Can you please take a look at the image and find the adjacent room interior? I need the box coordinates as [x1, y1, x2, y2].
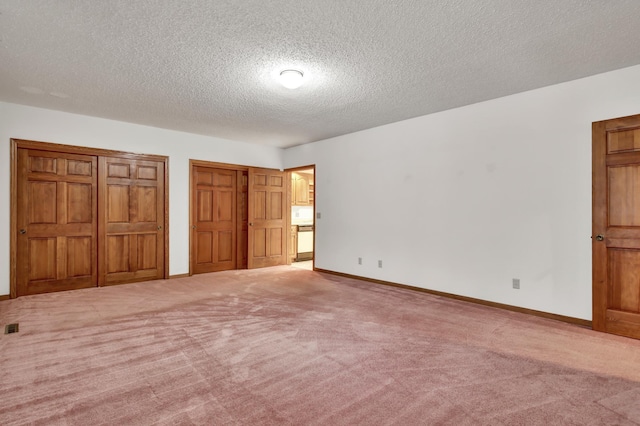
[2, 1, 640, 424]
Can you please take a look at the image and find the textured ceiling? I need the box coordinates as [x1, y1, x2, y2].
[1, 1, 640, 148]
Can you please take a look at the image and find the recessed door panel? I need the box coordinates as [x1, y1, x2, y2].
[137, 166, 157, 180]
[67, 237, 93, 277]
[270, 192, 283, 220]
[67, 160, 92, 176]
[253, 229, 266, 257]
[608, 128, 640, 153]
[29, 182, 57, 224]
[137, 234, 158, 270]
[217, 191, 234, 222]
[107, 185, 130, 223]
[253, 191, 267, 220]
[217, 231, 234, 262]
[198, 190, 213, 222]
[28, 238, 57, 281]
[108, 163, 130, 178]
[196, 232, 214, 264]
[29, 156, 57, 174]
[608, 165, 640, 226]
[269, 228, 283, 256]
[608, 249, 640, 312]
[67, 183, 93, 223]
[136, 186, 158, 223]
[107, 235, 130, 273]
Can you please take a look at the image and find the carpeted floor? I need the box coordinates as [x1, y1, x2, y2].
[1, 266, 640, 425]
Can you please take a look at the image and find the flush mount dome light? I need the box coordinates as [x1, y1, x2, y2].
[279, 69, 304, 89]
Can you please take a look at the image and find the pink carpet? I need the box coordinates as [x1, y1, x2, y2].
[1, 266, 640, 425]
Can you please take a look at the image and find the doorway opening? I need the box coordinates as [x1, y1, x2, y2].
[288, 166, 315, 271]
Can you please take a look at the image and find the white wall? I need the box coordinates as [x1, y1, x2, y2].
[0, 102, 283, 296]
[284, 65, 640, 320]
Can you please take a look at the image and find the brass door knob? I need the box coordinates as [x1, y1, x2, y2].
[595, 234, 604, 241]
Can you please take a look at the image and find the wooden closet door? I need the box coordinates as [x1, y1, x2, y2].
[191, 166, 237, 273]
[16, 149, 98, 296]
[247, 168, 287, 268]
[593, 114, 640, 339]
[237, 170, 249, 269]
[99, 157, 165, 286]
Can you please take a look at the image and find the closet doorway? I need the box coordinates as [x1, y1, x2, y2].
[10, 139, 168, 298]
[189, 160, 288, 274]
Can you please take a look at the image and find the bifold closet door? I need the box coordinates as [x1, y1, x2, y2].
[99, 157, 166, 286]
[16, 149, 98, 296]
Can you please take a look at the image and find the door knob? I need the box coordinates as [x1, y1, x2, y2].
[19, 229, 26, 235]
[157, 225, 162, 230]
[192, 225, 197, 229]
[595, 234, 604, 241]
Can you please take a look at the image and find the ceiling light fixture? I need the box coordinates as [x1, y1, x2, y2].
[279, 69, 304, 89]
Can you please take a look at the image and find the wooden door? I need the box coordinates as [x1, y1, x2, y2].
[248, 168, 287, 268]
[237, 170, 249, 269]
[16, 149, 98, 296]
[100, 157, 165, 286]
[593, 113, 640, 339]
[191, 166, 237, 273]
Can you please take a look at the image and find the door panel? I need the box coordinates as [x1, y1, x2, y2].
[100, 157, 165, 285]
[248, 168, 287, 268]
[253, 229, 267, 257]
[67, 237, 93, 277]
[28, 238, 57, 280]
[137, 234, 158, 270]
[270, 228, 283, 255]
[191, 166, 237, 273]
[593, 114, 640, 339]
[16, 149, 98, 296]
[68, 184, 93, 223]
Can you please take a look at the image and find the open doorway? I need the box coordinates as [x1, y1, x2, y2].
[288, 166, 315, 270]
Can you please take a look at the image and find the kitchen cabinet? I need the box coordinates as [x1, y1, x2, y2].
[291, 172, 313, 206]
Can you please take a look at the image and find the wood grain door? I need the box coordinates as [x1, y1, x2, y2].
[237, 170, 249, 269]
[16, 149, 98, 296]
[247, 168, 287, 268]
[191, 166, 237, 273]
[100, 157, 165, 286]
[593, 113, 640, 339]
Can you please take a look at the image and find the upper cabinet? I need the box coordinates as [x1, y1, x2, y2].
[291, 172, 314, 206]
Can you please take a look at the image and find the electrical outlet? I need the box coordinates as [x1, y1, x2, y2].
[358, 257, 362, 265]
[512, 278, 520, 289]
[316, 212, 321, 219]
[378, 260, 383, 268]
